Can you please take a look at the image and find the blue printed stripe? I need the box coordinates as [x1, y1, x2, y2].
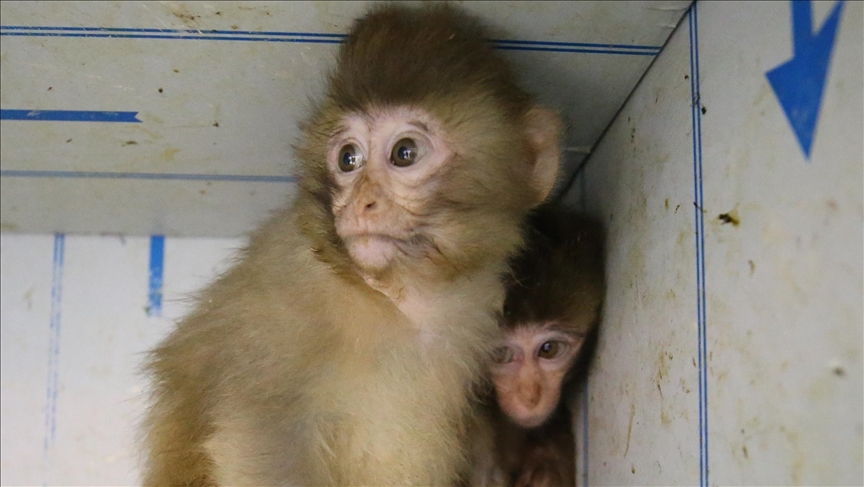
[0, 109, 140, 122]
[43, 233, 65, 466]
[147, 236, 165, 318]
[0, 25, 347, 37]
[0, 170, 296, 183]
[495, 45, 657, 55]
[493, 38, 659, 51]
[0, 32, 344, 44]
[688, 5, 709, 487]
[0, 25, 661, 55]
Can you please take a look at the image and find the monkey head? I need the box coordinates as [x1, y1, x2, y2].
[491, 323, 586, 428]
[491, 207, 605, 428]
[293, 5, 562, 285]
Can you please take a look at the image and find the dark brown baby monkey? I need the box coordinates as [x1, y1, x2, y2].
[140, 4, 564, 486]
[468, 205, 605, 487]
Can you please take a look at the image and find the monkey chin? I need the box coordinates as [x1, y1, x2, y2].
[345, 235, 400, 272]
[509, 411, 551, 430]
[500, 399, 558, 429]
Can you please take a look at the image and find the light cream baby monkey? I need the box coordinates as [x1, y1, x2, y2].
[140, 4, 563, 486]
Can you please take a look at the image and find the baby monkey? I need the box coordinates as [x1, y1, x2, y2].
[470, 205, 604, 487]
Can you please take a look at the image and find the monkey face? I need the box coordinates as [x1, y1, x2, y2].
[491, 324, 584, 428]
[328, 107, 454, 273]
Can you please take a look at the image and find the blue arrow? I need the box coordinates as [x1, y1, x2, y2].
[766, 0, 844, 159]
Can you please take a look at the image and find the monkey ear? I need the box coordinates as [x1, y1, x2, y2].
[524, 105, 563, 205]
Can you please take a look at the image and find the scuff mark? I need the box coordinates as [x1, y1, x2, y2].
[644, 3, 691, 11]
[624, 403, 635, 457]
[23, 286, 34, 310]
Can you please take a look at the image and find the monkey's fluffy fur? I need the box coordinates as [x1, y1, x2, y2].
[504, 206, 605, 331]
[141, 4, 559, 486]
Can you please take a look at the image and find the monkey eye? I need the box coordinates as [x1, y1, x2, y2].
[390, 138, 419, 167]
[338, 144, 364, 172]
[492, 346, 515, 364]
[537, 341, 564, 360]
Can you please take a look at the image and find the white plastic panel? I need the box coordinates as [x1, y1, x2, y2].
[565, 1, 863, 485]
[1, 233, 243, 484]
[0, 1, 691, 237]
[3, 1, 861, 486]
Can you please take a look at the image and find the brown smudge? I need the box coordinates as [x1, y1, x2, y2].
[718, 209, 740, 226]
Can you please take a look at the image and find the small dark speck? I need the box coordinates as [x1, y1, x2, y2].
[665, 198, 669, 210]
[213, 121, 220, 127]
[173, 68, 179, 73]
[748, 260, 756, 276]
[685, 74, 690, 79]
[123, 140, 138, 146]
[603, 462, 607, 466]
[215, 11, 221, 15]
[692, 357, 697, 367]
[742, 445, 749, 458]
[65, 138, 72, 143]
[718, 212, 740, 226]
[199, 189, 207, 195]
[47, 86, 53, 91]
[632, 466, 636, 474]
[741, 429, 746, 434]
[158, 88, 164, 93]
[701, 105, 707, 115]
[231, 24, 239, 30]
[675, 204, 681, 213]
[833, 366, 846, 378]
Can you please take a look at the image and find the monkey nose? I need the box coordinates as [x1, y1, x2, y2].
[519, 382, 542, 408]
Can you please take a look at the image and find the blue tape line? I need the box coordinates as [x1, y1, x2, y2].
[148, 236, 165, 318]
[688, 5, 709, 487]
[0, 109, 140, 122]
[0, 169, 297, 183]
[43, 233, 65, 466]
